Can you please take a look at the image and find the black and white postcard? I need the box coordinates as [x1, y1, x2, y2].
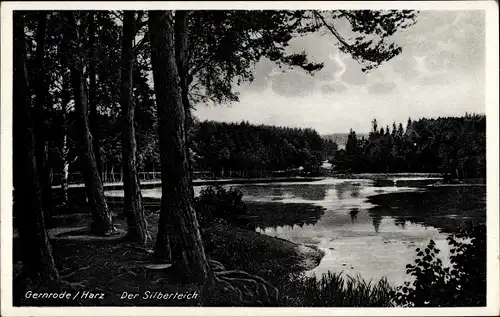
[1, 1, 499, 316]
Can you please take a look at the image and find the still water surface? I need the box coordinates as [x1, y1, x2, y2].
[107, 178, 486, 286]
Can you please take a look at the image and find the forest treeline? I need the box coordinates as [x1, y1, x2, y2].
[48, 115, 336, 180]
[331, 114, 486, 179]
[190, 121, 334, 177]
[54, 111, 486, 182]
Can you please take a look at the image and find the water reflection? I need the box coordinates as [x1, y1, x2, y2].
[239, 184, 329, 202]
[248, 184, 486, 236]
[349, 208, 359, 223]
[394, 217, 407, 230]
[124, 179, 486, 286]
[367, 186, 486, 234]
[242, 180, 485, 285]
[350, 185, 361, 198]
[369, 210, 382, 233]
[246, 201, 325, 230]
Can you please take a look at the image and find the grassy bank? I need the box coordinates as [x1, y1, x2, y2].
[279, 272, 394, 307]
[202, 222, 324, 283]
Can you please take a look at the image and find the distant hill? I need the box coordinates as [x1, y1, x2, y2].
[322, 133, 370, 149]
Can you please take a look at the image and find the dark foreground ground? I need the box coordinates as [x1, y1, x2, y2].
[12, 202, 324, 307]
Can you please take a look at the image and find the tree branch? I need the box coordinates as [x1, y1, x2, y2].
[133, 37, 147, 52]
[109, 10, 123, 23]
[136, 21, 148, 32]
[312, 11, 356, 57]
[135, 11, 146, 28]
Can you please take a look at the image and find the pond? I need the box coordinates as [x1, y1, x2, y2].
[106, 177, 486, 287]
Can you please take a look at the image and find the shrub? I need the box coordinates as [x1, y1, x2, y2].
[195, 185, 248, 227]
[392, 225, 486, 307]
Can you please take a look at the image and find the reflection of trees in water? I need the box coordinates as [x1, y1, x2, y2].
[240, 184, 329, 202]
[350, 208, 359, 223]
[367, 186, 486, 234]
[335, 182, 362, 200]
[285, 185, 329, 201]
[350, 185, 361, 198]
[393, 217, 407, 229]
[368, 210, 382, 233]
[270, 187, 285, 199]
[373, 179, 395, 187]
[244, 201, 325, 230]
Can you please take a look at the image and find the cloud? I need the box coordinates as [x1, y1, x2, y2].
[392, 10, 485, 75]
[367, 81, 397, 94]
[195, 10, 486, 134]
[321, 83, 348, 94]
[243, 58, 276, 92]
[340, 59, 369, 86]
[270, 70, 317, 97]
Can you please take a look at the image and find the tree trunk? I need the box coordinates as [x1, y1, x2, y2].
[33, 12, 53, 225]
[13, 11, 60, 285]
[174, 11, 192, 133]
[61, 135, 70, 205]
[58, 47, 72, 206]
[174, 11, 197, 203]
[63, 12, 115, 235]
[149, 10, 212, 285]
[88, 12, 102, 177]
[120, 11, 150, 245]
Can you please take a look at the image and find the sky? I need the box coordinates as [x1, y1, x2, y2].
[193, 10, 486, 134]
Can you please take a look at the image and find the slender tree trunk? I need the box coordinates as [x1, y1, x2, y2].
[33, 12, 53, 225]
[88, 12, 102, 177]
[59, 53, 72, 206]
[120, 11, 150, 245]
[61, 135, 70, 204]
[149, 11, 212, 285]
[13, 11, 60, 286]
[63, 12, 115, 235]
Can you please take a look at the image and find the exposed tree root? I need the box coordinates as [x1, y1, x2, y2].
[60, 265, 91, 279]
[208, 258, 279, 306]
[144, 263, 173, 270]
[60, 279, 86, 292]
[49, 226, 127, 241]
[125, 243, 155, 254]
[209, 259, 226, 272]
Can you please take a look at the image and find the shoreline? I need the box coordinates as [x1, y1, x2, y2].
[97, 193, 327, 274]
[52, 175, 485, 277]
[52, 173, 485, 191]
[52, 176, 325, 190]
